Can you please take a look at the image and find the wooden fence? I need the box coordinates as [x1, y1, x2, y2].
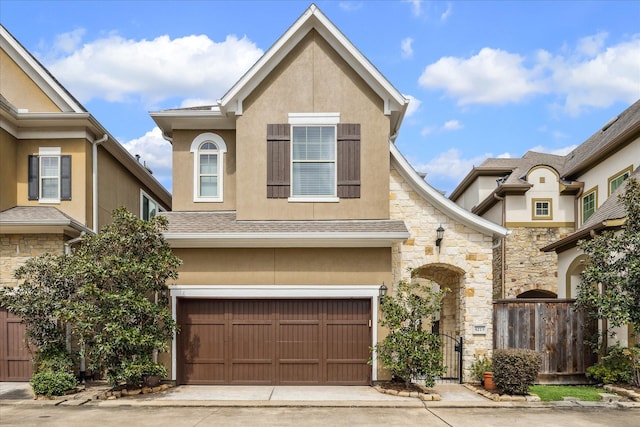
[493, 299, 598, 384]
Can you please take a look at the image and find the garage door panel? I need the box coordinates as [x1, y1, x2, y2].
[232, 361, 273, 384]
[327, 362, 371, 384]
[279, 362, 320, 384]
[326, 324, 370, 359]
[180, 324, 226, 361]
[182, 362, 226, 384]
[232, 324, 273, 359]
[278, 324, 319, 359]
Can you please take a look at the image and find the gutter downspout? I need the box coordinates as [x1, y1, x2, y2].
[91, 134, 108, 233]
[493, 192, 506, 299]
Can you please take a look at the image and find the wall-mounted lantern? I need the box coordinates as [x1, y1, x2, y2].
[435, 225, 445, 252]
[379, 283, 388, 305]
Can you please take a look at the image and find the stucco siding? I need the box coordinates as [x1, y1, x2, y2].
[235, 30, 390, 220]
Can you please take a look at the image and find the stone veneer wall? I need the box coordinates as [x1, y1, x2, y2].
[499, 226, 574, 300]
[0, 234, 64, 287]
[389, 167, 496, 382]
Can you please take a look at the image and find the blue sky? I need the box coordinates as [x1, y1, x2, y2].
[2, 1, 639, 195]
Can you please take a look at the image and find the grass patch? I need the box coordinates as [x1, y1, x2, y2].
[528, 385, 606, 402]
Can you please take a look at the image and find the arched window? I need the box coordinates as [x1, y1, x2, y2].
[190, 133, 227, 202]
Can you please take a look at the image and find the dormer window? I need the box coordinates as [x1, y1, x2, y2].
[191, 133, 227, 202]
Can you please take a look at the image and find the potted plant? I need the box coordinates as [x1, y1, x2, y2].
[470, 355, 492, 386]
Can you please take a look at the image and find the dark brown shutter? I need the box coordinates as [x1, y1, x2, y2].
[61, 155, 72, 200]
[28, 155, 39, 200]
[267, 124, 290, 198]
[337, 123, 361, 198]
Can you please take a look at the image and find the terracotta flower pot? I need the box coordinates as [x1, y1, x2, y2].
[483, 372, 497, 391]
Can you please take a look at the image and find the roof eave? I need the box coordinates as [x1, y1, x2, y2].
[163, 231, 410, 248]
[449, 167, 515, 202]
[390, 143, 508, 238]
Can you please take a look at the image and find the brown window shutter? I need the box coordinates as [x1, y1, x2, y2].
[28, 155, 39, 200]
[266, 124, 290, 198]
[337, 123, 361, 198]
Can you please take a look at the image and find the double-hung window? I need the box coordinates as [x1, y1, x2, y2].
[291, 126, 336, 198]
[28, 147, 71, 203]
[191, 133, 227, 202]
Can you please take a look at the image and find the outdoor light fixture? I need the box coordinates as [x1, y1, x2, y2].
[435, 225, 445, 252]
[379, 283, 388, 304]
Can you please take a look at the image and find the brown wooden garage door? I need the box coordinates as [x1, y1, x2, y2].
[0, 308, 32, 381]
[177, 299, 371, 385]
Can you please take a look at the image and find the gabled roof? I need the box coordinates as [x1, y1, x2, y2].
[542, 166, 639, 253]
[1, 25, 171, 208]
[390, 143, 508, 237]
[151, 4, 409, 139]
[160, 211, 409, 248]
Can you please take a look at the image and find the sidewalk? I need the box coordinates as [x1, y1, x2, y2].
[1, 381, 639, 409]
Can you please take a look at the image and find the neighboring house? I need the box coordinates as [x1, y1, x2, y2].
[0, 25, 171, 381]
[451, 99, 640, 347]
[152, 4, 507, 385]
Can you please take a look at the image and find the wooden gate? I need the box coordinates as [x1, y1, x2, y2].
[0, 308, 33, 381]
[493, 299, 597, 383]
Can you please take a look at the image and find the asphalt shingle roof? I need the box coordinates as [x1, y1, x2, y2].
[159, 211, 408, 235]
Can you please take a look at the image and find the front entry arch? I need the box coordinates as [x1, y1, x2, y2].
[412, 263, 466, 383]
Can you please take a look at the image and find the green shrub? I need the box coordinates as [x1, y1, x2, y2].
[109, 356, 167, 387]
[30, 370, 77, 396]
[492, 349, 541, 395]
[587, 345, 640, 385]
[35, 351, 74, 373]
[470, 355, 492, 383]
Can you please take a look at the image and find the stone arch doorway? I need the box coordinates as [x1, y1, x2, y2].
[412, 263, 466, 382]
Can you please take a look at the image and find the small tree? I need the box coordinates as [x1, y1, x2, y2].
[64, 207, 181, 386]
[373, 279, 446, 387]
[0, 253, 78, 365]
[576, 178, 640, 345]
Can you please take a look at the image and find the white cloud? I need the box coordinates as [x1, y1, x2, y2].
[442, 120, 462, 131]
[404, 94, 421, 117]
[528, 144, 577, 156]
[441, 3, 453, 22]
[420, 119, 463, 136]
[406, 0, 422, 17]
[52, 28, 86, 54]
[418, 48, 541, 105]
[418, 33, 640, 114]
[122, 127, 173, 191]
[401, 37, 414, 59]
[339, 2, 363, 12]
[46, 33, 264, 106]
[180, 98, 218, 108]
[411, 148, 493, 181]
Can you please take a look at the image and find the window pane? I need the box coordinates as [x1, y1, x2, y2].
[292, 126, 334, 160]
[41, 178, 59, 199]
[535, 202, 549, 217]
[41, 157, 59, 176]
[292, 163, 335, 196]
[142, 196, 150, 220]
[583, 193, 595, 222]
[200, 154, 217, 174]
[201, 142, 216, 150]
[610, 172, 629, 194]
[200, 176, 218, 197]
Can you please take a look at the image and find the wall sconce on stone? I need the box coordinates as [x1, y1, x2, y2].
[379, 283, 388, 305]
[435, 225, 445, 252]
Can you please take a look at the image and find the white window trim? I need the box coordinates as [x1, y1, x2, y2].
[38, 147, 61, 204]
[140, 189, 164, 220]
[190, 133, 227, 203]
[168, 284, 381, 382]
[287, 113, 340, 202]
